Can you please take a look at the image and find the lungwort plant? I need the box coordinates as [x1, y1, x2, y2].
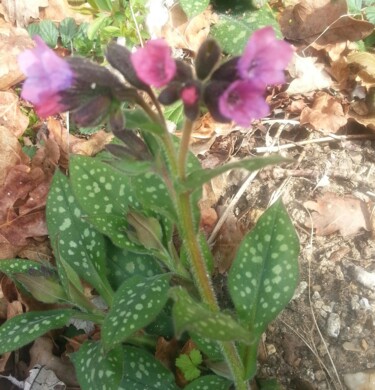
[1, 27, 299, 389]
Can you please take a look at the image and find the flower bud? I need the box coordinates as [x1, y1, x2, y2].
[158, 82, 181, 106]
[195, 39, 221, 80]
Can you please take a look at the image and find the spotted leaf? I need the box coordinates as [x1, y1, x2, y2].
[184, 375, 231, 390]
[46, 170, 114, 305]
[180, 0, 210, 18]
[0, 259, 56, 277]
[228, 199, 299, 336]
[107, 245, 162, 290]
[102, 275, 170, 349]
[0, 309, 73, 354]
[71, 341, 124, 390]
[171, 288, 252, 344]
[190, 334, 223, 362]
[119, 346, 178, 389]
[69, 155, 142, 251]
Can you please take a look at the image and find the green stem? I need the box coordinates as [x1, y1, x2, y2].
[71, 311, 105, 325]
[178, 118, 194, 179]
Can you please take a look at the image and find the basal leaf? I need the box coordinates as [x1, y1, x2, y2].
[38, 20, 59, 48]
[119, 346, 178, 389]
[59, 17, 78, 47]
[228, 199, 299, 337]
[46, 170, 114, 305]
[0, 259, 55, 277]
[184, 375, 232, 390]
[71, 341, 124, 390]
[102, 275, 170, 349]
[171, 288, 252, 344]
[0, 309, 73, 354]
[180, 0, 210, 18]
[182, 155, 287, 191]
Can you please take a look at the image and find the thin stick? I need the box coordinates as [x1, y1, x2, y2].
[255, 133, 375, 154]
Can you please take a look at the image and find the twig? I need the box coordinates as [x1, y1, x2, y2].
[255, 133, 375, 154]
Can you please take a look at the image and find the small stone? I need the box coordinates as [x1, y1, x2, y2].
[315, 369, 326, 382]
[351, 295, 360, 310]
[266, 343, 276, 355]
[343, 341, 362, 352]
[314, 300, 324, 309]
[343, 369, 375, 390]
[292, 281, 308, 300]
[327, 312, 341, 338]
[359, 298, 371, 310]
[361, 339, 369, 351]
[322, 304, 332, 313]
[312, 290, 321, 300]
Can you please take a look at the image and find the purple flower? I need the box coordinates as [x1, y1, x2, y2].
[237, 26, 293, 88]
[131, 39, 176, 88]
[18, 36, 73, 117]
[219, 80, 270, 126]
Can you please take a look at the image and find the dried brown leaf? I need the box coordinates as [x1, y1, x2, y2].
[280, 0, 373, 46]
[0, 22, 34, 89]
[304, 192, 371, 236]
[300, 92, 347, 133]
[71, 130, 113, 156]
[0, 91, 29, 137]
[1, 0, 48, 27]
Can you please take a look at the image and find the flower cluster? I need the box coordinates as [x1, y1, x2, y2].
[18, 27, 293, 128]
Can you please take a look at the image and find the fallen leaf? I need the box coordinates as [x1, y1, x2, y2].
[287, 55, 332, 95]
[280, 0, 373, 46]
[300, 92, 347, 133]
[155, 337, 179, 372]
[304, 192, 371, 236]
[1, 0, 48, 27]
[160, 4, 217, 53]
[0, 126, 27, 186]
[349, 113, 375, 131]
[40, 0, 91, 24]
[0, 21, 34, 90]
[0, 91, 29, 137]
[71, 130, 113, 156]
[28, 337, 78, 387]
[347, 51, 375, 85]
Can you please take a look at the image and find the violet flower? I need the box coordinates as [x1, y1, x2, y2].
[237, 26, 293, 88]
[18, 36, 73, 117]
[131, 39, 176, 88]
[219, 80, 270, 126]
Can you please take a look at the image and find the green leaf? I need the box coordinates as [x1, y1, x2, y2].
[38, 20, 59, 48]
[94, 0, 113, 11]
[102, 275, 170, 349]
[191, 334, 223, 361]
[0, 259, 55, 276]
[176, 350, 202, 381]
[184, 375, 232, 390]
[257, 378, 283, 390]
[71, 341, 124, 390]
[46, 170, 114, 305]
[27, 23, 41, 38]
[107, 245, 162, 289]
[180, 0, 209, 18]
[365, 6, 375, 23]
[182, 155, 288, 191]
[69, 155, 140, 251]
[59, 17, 78, 47]
[347, 0, 363, 13]
[171, 288, 252, 344]
[163, 100, 185, 129]
[0, 309, 73, 354]
[211, 7, 280, 55]
[87, 14, 110, 40]
[119, 346, 178, 389]
[228, 199, 299, 337]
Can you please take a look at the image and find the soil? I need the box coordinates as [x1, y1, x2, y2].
[197, 120, 375, 390]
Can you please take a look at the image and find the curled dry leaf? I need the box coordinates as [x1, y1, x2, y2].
[160, 3, 217, 53]
[304, 192, 371, 237]
[287, 55, 332, 95]
[300, 91, 347, 133]
[280, 0, 373, 46]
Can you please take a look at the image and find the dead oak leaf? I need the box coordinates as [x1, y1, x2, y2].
[304, 192, 371, 237]
[0, 91, 29, 137]
[300, 92, 347, 133]
[280, 0, 373, 46]
[1, 0, 48, 27]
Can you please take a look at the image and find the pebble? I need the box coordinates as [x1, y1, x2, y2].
[266, 343, 277, 355]
[352, 265, 375, 290]
[343, 369, 375, 390]
[327, 312, 341, 338]
[292, 281, 308, 300]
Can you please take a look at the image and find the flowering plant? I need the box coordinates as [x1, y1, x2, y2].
[0, 27, 298, 389]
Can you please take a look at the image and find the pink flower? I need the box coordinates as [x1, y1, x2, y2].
[219, 80, 270, 127]
[18, 36, 73, 117]
[237, 26, 293, 88]
[131, 39, 176, 88]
